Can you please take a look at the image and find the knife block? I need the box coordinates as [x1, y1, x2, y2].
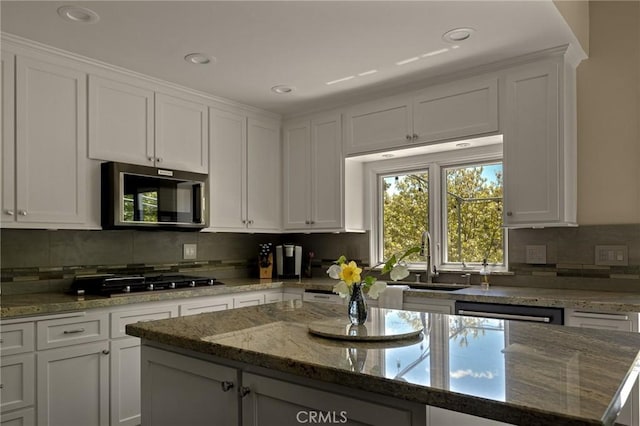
[259, 253, 273, 279]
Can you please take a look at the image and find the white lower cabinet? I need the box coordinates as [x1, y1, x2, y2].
[37, 340, 110, 426]
[0, 408, 35, 426]
[140, 346, 239, 426]
[0, 353, 35, 414]
[110, 338, 141, 426]
[403, 297, 456, 314]
[565, 309, 639, 426]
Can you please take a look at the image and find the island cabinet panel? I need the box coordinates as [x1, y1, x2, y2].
[141, 346, 239, 426]
[179, 295, 234, 316]
[242, 372, 421, 426]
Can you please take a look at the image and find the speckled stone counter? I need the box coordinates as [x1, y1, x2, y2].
[127, 301, 640, 426]
[4, 277, 640, 319]
[0, 279, 285, 318]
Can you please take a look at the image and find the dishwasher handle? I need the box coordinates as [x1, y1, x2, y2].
[457, 309, 551, 323]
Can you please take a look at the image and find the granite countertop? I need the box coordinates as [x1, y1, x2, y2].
[126, 301, 640, 426]
[4, 276, 640, 318]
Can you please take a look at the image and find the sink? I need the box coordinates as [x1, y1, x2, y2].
[391, 282, 470, 292]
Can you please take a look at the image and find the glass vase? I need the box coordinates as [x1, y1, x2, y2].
[348, 283, 368, 325]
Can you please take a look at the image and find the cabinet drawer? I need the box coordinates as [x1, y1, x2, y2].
[111, 305, 178, 339]
[0, 322, 35, 356]
[0, 353, 35, 413]
[180, 296, 233, 316]
[233, 293, 265, 308]
[37, 313, 108, 350]
[302, 291, 344, 305]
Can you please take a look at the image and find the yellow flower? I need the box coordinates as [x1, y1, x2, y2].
[339, 261, 362, 285]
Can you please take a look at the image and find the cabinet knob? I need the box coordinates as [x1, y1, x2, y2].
[310, 220, 315, 225]
[4, 210, 13, 216]
[102, 349, 110, 355]
[156, 157, 163, 163]
[405, 134, 412, 141]
[220, 381, 234, 392]
[239, 386, 251, 398]
[248, 220, 254, 225]
[18, 210, 27, 216]
[148, 157, 154, 162]
[412, 133, 419, 140]
[506, 211, 513, 217]
[0, 384, 3, 389]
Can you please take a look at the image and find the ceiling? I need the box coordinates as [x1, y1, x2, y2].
[0, 1, 578, 117]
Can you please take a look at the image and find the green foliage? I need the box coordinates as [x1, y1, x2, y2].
[383, 164, 503, 266]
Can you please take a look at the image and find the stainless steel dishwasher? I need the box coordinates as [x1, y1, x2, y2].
[455, 301, 564, 325]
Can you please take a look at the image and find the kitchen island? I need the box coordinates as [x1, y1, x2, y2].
[127, 300, 640, 426]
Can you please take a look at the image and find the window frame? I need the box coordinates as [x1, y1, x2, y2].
[365, 143, 505, 273]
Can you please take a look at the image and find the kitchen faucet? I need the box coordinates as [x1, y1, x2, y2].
[420, 231, 437, 283]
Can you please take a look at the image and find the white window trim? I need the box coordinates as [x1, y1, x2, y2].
[364, 143, 504, 273]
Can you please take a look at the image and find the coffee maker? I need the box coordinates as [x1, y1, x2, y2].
[276, 245, 302, 279]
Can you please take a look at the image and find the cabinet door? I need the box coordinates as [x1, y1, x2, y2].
[344, 95, 412, 155]
[247, 117, 281, 231]
[15, 55, 87, 224]
[141, 346, 239, 426]
[110, 338, 141, 426]
[503, 61, 563, 226]
[0, 353, 34, 413]
[88, 75, 154, 166]
[282, 120, 311, 229]
[37, 340, 110, 426]
[413, 76, 498, 143]
[242, 372, 420, 426]
[0, 408, 35, 426]
[155, 92, 208, 173]
[1, 51, 15, 224]
[208, 108, 247, 230]
[310, 113, 343, 229]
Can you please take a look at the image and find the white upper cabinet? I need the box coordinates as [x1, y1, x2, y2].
[503, 57, 576, 227]
[208, 108, 280, 232]
[283, 113, 343, 231]
[88, 75, 154, 166]
[1, 51, 15, 224]
[344, 77, 498, 156]
[246, 117, 281, 231]
[154, 92, 208, 173]
[88, 76, 208, 173]
[413, 76, 498, 143]
[10, 55, 89, 226]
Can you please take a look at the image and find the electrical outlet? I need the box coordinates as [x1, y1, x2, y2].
[183, 243, 197, 260]
[595, 245, 628, 266]
[525, 245, 547, 264]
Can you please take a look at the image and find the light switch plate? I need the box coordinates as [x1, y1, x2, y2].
[183, 243, 197, 260]
[525, 245, 547, 264]
[595, 245, 628, 266]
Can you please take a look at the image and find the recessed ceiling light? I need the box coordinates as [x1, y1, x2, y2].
[396, 56, 420, 66]
[57, 5, 100, 23]
[326, 76, 355, 86]
[271, 85, 295, 94]
[381, 153, 395, 158]
[422, 48, 449, 58]
[184, 53, 213, 65]
[358, 70, 378, 77]
[442, 28, 475, 43]
[456, 142, 471, 148]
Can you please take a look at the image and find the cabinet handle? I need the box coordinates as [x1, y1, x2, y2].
[18, 210, 27, 216]
[221, 381, 234, 392]
[63, 328, 85, 334]
[412, 133, 418, 140]
[102, 349, 110, 355]
[239, 386, 251, 398]
[405, 134, 412, 141]
[305, 220, 310, 225]
[310, 220, 315, 225]
[0, 384, 3, 389]
[4, 210, 13, 216]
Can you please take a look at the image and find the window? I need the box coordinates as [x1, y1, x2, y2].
[443, 162, 503, 266]
[373, 146, 505, 271]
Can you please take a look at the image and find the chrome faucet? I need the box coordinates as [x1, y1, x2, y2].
[420, 231, 436, 284]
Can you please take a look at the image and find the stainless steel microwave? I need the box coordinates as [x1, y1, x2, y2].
[101, 162, 207, 230]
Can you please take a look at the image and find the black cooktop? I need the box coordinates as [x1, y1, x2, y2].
[70, 274, 222, 297]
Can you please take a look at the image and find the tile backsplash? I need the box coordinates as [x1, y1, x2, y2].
[1, 225, 639, 294]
